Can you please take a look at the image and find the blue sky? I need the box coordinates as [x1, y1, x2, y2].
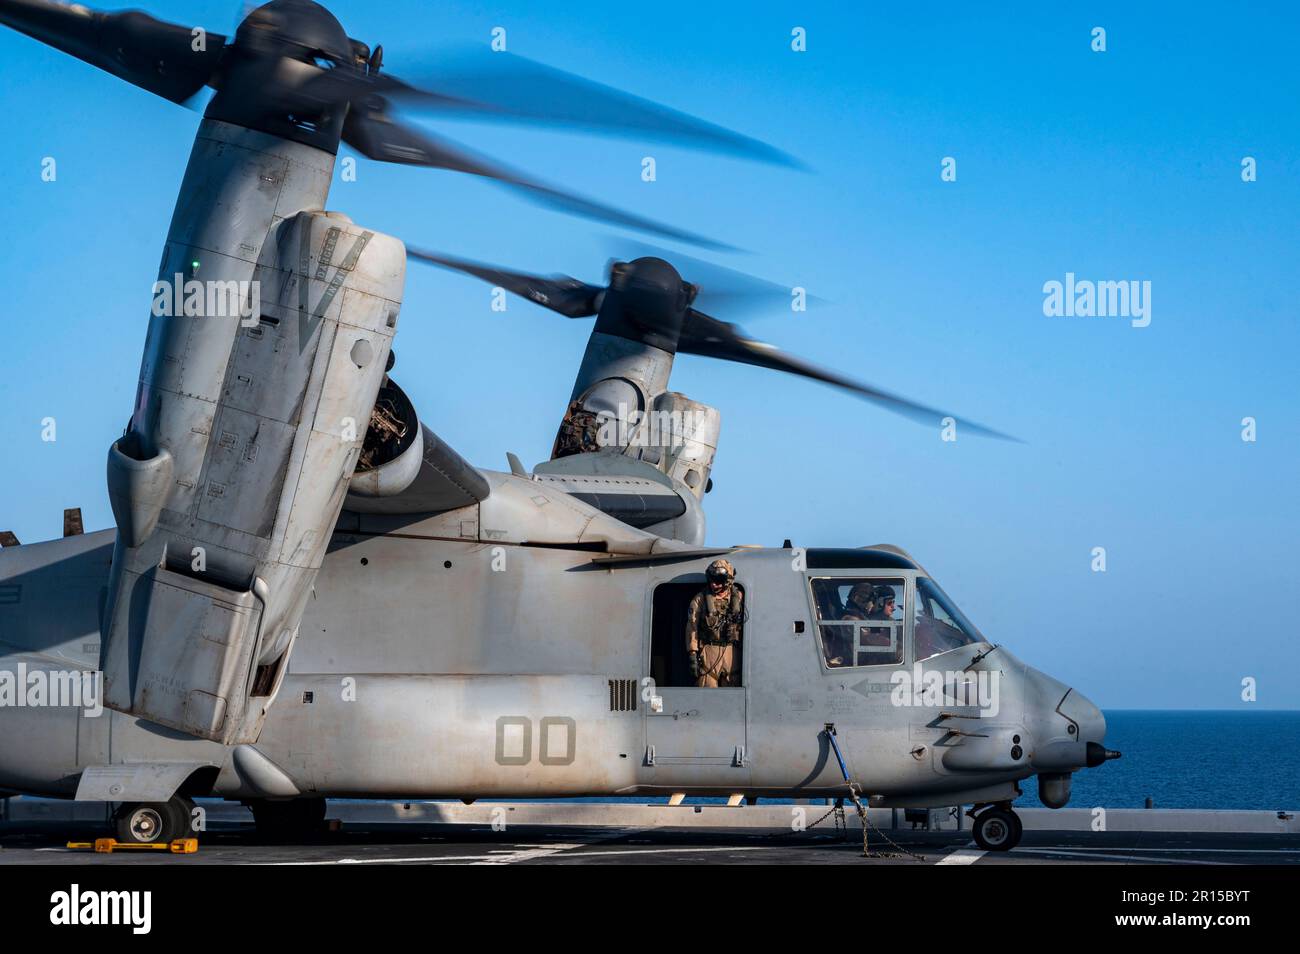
[0, 1, 1296, 708]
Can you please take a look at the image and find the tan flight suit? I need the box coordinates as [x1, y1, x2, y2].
[685, 585, 744, 687]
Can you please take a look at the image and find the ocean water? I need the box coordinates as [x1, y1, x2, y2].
[1017, 710, 1300, 810]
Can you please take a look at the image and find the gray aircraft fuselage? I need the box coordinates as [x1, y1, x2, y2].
[0, 474, 1106, 809]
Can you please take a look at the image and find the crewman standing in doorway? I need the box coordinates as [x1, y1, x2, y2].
[685, 559, 744, 687]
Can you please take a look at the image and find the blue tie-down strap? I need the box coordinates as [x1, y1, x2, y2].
[824, 722, 853, 784]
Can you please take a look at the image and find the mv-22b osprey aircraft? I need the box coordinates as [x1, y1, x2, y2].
[0, 0, 1117, 853]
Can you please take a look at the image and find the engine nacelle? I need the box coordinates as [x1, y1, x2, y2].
[341, 376, 491, 517]
[101, 175, 406, 745]
[647, 391, 719, 501]
[348, 378, 423, 499]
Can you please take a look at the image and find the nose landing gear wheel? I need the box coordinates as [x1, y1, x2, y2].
[972, 806, 1022, 851]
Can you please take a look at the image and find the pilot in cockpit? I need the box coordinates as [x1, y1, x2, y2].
[841, 582, 875, 621]
[822, 582, 872, 667]
[859, 585, 899, 657]
[868, 585, 898, 621]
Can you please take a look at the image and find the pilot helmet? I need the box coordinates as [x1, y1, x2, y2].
[705, 559, 735, 584]
[873, 585, 897, 605]
[848, 582, 875, 606]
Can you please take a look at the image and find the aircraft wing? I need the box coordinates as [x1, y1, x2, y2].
[345, 424, 490, 515]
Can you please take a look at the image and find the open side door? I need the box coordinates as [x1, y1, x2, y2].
[643, 577, 749, 779]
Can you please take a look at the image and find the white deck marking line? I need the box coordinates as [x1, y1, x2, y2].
[268, 828, 646, 866]
[251, 843, 1296, 866]
[935, 843, 985, 865]
[268, 845, 786, 865]
[471, 843, 585, 865]
[271, 851, 561, 865]
[1011, 847, 1226, 866]
[473, 825, 656, 864]
[540, 845, 790, 859]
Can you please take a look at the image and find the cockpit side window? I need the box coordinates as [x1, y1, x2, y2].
[810, 578, 905, 668]
[914, 577, 983, 661]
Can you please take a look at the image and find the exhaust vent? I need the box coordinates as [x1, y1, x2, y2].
[608, 678, 638, 712]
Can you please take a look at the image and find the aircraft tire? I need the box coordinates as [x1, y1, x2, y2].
[113, 801, 187, 844]
[972, 806, 1021, 851]
[168, 795, 197, 838]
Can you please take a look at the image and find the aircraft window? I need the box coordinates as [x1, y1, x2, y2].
[810, 578, 904, 667]
[914, 577, 983, 661]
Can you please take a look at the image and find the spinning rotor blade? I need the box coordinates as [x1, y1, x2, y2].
[679, 309, 1019, 441]
[604, 240, 814, 319]
[295, 66, 480, 116]
[0, 0, 226, 104]
[391, 49, 801, 168]
[407, 244, 1016, 440]
[344, 105, 733, 249]
[2, 2, 765, 247]
[407, 248, 603, 318]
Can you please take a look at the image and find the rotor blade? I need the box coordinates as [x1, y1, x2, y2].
[342, 105, 735, 251]
[295, 67, 483, 116]
[407, 248, 603, 318]
[679, 309, 1019, 441]
[0, 0, 226, 104]
[388, 49, 803, 168]
[604, 239, 820, 319]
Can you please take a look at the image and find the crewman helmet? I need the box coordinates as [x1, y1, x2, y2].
[705, 559, 735, 583]
[848, 582, 875, 605]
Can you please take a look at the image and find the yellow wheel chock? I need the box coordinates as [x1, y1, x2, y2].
[65, 838, 199, 854]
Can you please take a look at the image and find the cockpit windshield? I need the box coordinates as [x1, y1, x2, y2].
[914, 577, 985, 661]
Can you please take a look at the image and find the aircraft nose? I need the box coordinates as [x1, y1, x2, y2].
[1063, 689, 1105, 744]
[1018, 662, 1122, 772]
[1057, 688, 1121, 767]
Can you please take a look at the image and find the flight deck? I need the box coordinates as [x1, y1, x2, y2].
[2, 799, 1296, 866]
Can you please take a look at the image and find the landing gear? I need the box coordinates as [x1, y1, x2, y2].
[971, 804, 1022, 851]
[249, 798, 327, 838]
[113, 795, 195, 844]
[167, 795, 197, 838]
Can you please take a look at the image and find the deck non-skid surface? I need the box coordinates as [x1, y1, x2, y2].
[3, 821, 1298, 865]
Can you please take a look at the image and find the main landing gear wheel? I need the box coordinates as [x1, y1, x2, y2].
[113, 797, 192, 844]
[972, 805, 1022, 851]
[167, 795, 197, 838]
